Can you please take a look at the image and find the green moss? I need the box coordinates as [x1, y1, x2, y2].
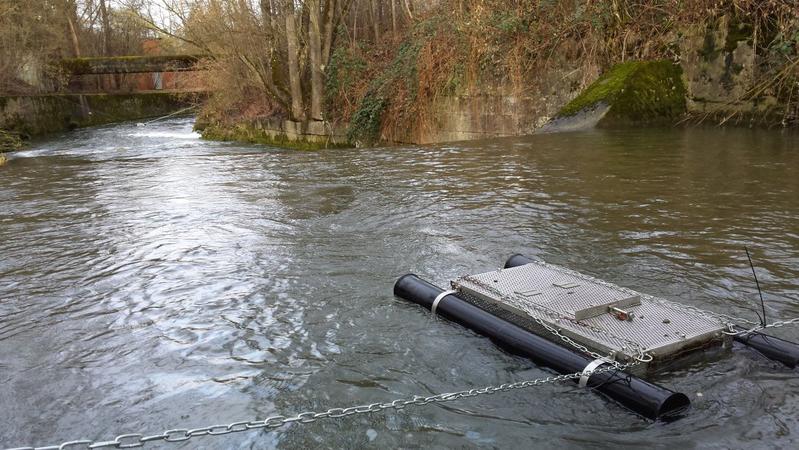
[559, 62, 641, 117]
[0, 130, 23, 152]
[201, 123, 352, 151]
[557, 60, 686, 125]
[58, 58, 92, 74]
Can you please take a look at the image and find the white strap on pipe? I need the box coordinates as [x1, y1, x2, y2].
[431, 290, 457, 316]
[579, 358, 610, 388]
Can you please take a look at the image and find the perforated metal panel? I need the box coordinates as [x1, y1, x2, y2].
[452, 260, 728, 371]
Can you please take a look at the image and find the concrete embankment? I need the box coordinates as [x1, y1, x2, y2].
[197, 118, 350, 150]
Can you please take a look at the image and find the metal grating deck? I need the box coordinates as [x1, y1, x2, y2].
[452, 260, 729, 372]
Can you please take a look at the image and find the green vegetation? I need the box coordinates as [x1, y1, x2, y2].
[345, 16, 467, 144]
[0, 129, 22, 153]
[347, 39, 424, 144]
[324, 46, 367, 113]
[347, 93, 387, 145]
[558, 60, 686, 124]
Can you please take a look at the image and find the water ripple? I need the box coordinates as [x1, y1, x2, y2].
[1, 119, 798, 448]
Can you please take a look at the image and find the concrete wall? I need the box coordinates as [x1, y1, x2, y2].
[410, 69, 583, 144]
[418, 94, 539, 143]
[199, 118, 350, 150]
[679, 16, 783, 123]
[0, 92, 190, 140]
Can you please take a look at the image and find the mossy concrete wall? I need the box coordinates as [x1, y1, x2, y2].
[0, 92, 190, 145]
[199, 118, 351, 150]
[543, 60, 686, 131]
[680, 16, 782, 123]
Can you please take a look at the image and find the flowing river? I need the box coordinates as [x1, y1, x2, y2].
[1, 118, 798, 449]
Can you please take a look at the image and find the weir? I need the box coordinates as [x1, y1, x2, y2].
[1, 54, 207, 144]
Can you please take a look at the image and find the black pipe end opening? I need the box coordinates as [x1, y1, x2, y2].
[657, 392, 691, 420]
[504, 253, 534, 269]
[394, 273, 419, 296]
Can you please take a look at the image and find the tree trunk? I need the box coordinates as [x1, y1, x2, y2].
[259, 0, 274, 36]
[402, 0, 413, 21]
[285, 10, 305, 120]
[65, 8, 81, 57]
[98, 0, 117, 90]
[321, 0, 337, 68]
[352, 0, 358, 43]
[308, 0, 324, 120]
[99, 0, 111, 55]
[370, 0, 380, 42]
[391, 0, 397, 34]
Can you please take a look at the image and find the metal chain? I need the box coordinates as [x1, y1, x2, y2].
[7, 364, 632, 450]
[455, 273, 652, 365]
[727, 317, 799, 336]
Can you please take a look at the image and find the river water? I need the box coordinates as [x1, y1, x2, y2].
[1, 118, 798, 449]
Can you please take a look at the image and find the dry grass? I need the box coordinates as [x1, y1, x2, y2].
[195, 56, 284, 128]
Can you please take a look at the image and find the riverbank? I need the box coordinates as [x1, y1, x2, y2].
[194, 2, 797, 148]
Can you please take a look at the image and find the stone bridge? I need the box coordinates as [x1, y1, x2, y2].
[60, 55, 206, 75]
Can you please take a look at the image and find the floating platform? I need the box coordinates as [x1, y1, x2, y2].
[452, 259, 730, 374]
[395, 253, 799, 420]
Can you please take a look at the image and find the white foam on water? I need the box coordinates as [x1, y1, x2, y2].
[128, 130, 200, 139]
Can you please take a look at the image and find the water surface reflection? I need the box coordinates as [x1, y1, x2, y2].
[1, 119, 798, 448]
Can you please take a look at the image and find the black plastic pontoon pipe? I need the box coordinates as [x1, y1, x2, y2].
[394, 274, 690, 420]
[504, 253, 535, 269]
[504, 253, 799, 369]
[734, 331, 799, 368]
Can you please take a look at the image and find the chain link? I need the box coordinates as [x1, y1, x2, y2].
[7, 364, 633, 450]
[725, 317, 799, 336]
